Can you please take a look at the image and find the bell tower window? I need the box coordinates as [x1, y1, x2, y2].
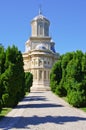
[40, 23, 43, 35]
[44, 23, 49, 36]
[38, 21, 43, 36]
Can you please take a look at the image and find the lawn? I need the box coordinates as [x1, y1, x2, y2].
[0, 108, 12, 120]
[80, 107, 86, 112]
[0, 92, 29, 120]
[62, 97, 86, 112]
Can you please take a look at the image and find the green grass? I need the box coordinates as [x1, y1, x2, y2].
[0, 93, 29, 120]
[25, 92, 29, 96]
[0, 93, 30, 121]
[62, 97, 68, 102]
[62, 96, 86, 112]
[80, 107, 86, 112]
[0, 108, 12, 120]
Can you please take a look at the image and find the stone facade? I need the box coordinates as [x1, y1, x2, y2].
[23, 11, 58, 91]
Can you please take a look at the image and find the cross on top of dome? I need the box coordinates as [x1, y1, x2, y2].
[39, 5, 42, 15]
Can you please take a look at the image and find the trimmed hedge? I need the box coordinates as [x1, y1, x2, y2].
[50, 51, 86, 107]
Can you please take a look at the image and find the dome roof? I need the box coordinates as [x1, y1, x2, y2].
[36, 44, 47, 50]
[31, 9, 50, 24]
[51, 46, 56, 53]
[33, 14, 49, 21]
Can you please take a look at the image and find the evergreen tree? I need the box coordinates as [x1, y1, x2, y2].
[50, 60, 62, 93]
[25, 72, 33, 92]
[50, 50, 86, 107]
[2, 45, 25, 107]
[0, 45, 6, 111]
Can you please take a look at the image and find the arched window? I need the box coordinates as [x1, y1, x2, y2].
[40, 23, 43, 35]
[44, 23, 49, 36]
[38, 22, 43, 36]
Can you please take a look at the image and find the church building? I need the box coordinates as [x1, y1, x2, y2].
[23, 9, 58, 91]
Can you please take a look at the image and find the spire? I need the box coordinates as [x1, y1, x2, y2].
[39, 4, 42, 15]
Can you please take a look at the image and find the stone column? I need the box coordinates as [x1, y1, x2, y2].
[46, 70, 48, 81]
[37, 70, 39, 81]
[42, 70, 44, 81]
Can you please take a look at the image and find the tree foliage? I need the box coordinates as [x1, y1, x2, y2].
[25, 72, 33, 92]
[0, 44, 6, 111]
[50, 60, 62, 93]
[1, 45, 25, 107]
[50, 50, 86, 107]
[0, 44, 33, 111]
[0, 44, 34, 112]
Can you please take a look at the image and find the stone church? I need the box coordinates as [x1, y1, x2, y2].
[23, 10, 58, 91]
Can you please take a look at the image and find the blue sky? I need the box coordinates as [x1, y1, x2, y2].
[0, 0, 86, 54]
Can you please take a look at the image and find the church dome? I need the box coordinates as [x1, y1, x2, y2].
[33, 14, 49, 23]
[36, 44, 47, 50]
[31, 9, 50, 24]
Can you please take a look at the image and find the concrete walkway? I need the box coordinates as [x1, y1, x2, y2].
[0, 91, 86, 130]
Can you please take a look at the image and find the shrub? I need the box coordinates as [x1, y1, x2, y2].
[2, 93, 9, 107]
[25, 72, 33, 92]
[55, 83, 67, 97]
[50, 74, 57, 92]
[2, 93, 17, 107]
[55, 85, 62, 96]
[50, 51, 86, 108]
[50, 60, 62, 92]
[0, 99, 2, 112]
[68, 91, 86, 107]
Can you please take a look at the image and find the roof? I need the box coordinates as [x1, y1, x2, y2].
[31, 9, 50, 24]
[36, 44, 47, 50]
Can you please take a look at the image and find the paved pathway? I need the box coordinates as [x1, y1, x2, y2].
[0, 91, 86, 130]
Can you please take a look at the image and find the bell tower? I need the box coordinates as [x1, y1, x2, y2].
[31, 9, 50, 37]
